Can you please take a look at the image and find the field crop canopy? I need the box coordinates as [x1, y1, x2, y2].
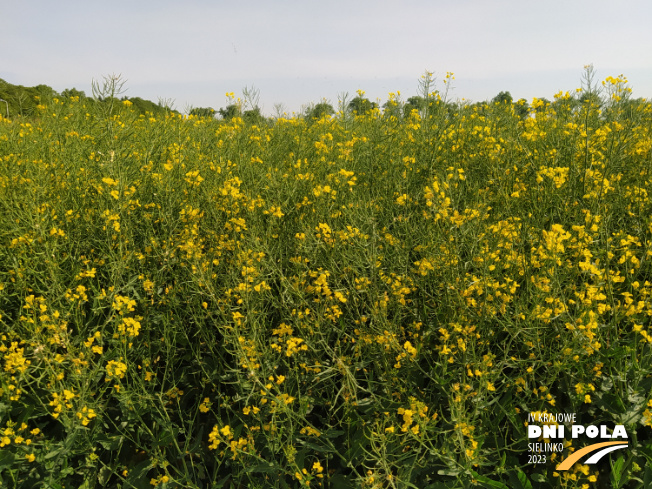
[1, 75, 652, 488]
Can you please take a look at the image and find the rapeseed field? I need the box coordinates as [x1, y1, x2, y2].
[1, 72, 651, 488]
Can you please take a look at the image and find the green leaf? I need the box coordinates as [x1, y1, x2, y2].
[246, 462, 278, 473]
[644, 462, 652, 488]
[214, 474, 232, 488]
[328, 474, 356, 489]
[296, 439, 336, 453]
[0, 450, 15, 470]
[508, 469, 533, 489]
[611, 455, 625, 486]
[597, 392, 626, 414]
[322, 429, 344, 438]
[44, 448, 63, 460]
[97, 434, 123, 451]
[98, 465, 112, 486]
[621, 396, 646, 425]
[530, 473, 547, 483]
[516, 469, 533, 489]
[470, 470, 509, 489]
[126, 459, 152, 484]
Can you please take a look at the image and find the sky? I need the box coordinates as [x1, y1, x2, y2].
[3, 0, 652, 115]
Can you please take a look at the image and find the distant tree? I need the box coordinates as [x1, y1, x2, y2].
[550, 94, 580, 118]
[492, 91, 513, 105]
[243, 107, 265, 124]
[219, 104, 241, 121]
[469, 101, 488, 116]
[189, 107, 216, 118]
[534, 97, 551, 113]
[34, 84, 58, 101]
[61, 88, 86, 99]
[578, 91, 602, 109]
[0, 77, 183, 118]
[0, 79, 58, 116]
[381, 99, 402, 119]
[347, 96, 377, 115]
[305, 101, 335, 120]
[12, 91, 32, 116]
[127, 97, 175, 116]
[403, 96, 426, 117]
[514, 98, 530, 119]
[0, 98, 8, 118]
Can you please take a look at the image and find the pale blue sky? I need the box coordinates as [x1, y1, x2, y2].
[3, 0, 651, 114]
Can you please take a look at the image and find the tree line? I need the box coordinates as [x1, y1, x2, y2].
[0, 78, 176, 119]
[1, 77, 647, 123]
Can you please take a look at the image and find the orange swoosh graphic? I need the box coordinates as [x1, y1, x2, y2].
[557, 441, 628, 471]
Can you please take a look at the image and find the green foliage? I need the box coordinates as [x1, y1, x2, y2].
[243, 106, 265, 124]
[381, 97, 403, 119]
[126, 96, 174, 117]
[579, 91, 603, 109]
[61, 87, 87, 99]
[0, 78, 56, 117]
[188, 106, 216, 118]
[492, 91, 513, 105]
[304, 101, 335, 120]
[0, 78, 177, 119]
[403, 95, 426, 117]
[219, 103, 241, 120]
[515, 98, 531, 119]
[347, 95, 378, 115]
[534, 97, 551, 113]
